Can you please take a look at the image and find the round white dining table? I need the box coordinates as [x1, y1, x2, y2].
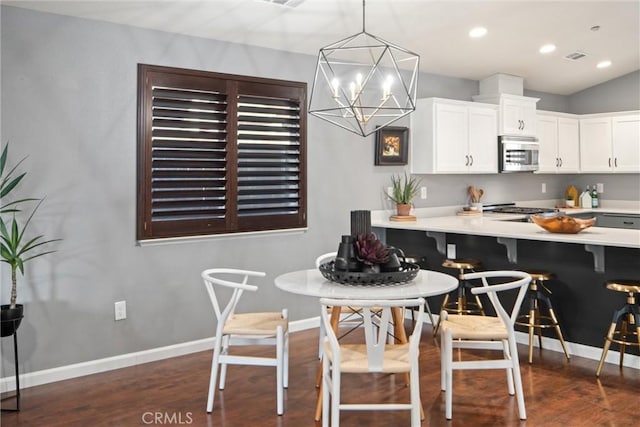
[275, 267, 458, 421]
[274, 268, 459, 300]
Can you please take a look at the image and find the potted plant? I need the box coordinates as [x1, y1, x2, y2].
[0, 145, 59, 337]
[386, 173, 421, 216]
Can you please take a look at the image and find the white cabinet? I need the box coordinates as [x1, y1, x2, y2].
[612, 114, 640, 172]
[472, 94, 539, 137]
[579, 112, 640, 173]
[537, 112, 580, 173]
[410, 98, 498, 174]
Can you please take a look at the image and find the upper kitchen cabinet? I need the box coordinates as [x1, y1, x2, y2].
[472, 94, 539, 137]
[580, 112, 640, 173]
[537, 111, 580, 173]
[410, 98, 498, 174]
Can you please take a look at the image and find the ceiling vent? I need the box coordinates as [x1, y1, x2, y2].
[259, 0, 306, 7]
[564, 51, 587, 61]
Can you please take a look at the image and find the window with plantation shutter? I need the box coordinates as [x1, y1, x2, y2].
[137, 64, 307, 241]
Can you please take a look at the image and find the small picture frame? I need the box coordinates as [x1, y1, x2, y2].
[374, 126, 409, 166]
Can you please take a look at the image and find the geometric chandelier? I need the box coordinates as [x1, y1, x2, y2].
[308, 0, 420, 137]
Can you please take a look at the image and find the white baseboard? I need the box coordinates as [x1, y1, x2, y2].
[0, 317, 317, 393]
[2, 314, 637, 393]
[406, 310, 640, 370]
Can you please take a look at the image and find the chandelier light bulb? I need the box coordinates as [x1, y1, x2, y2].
[331, 78, 340, 98]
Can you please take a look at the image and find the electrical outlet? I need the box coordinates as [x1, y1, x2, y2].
[115, 301, 126, 321]
[597, 183, 604, 193]
[541, 183, 547, 193]
[387, 186, 393, 197]
[420, 186, 427, 199]
[447, 244, 456, 259]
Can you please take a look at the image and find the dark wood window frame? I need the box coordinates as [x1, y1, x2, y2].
[137, 64, 307, 241]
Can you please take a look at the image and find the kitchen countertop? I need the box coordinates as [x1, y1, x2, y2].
[371, 203, 640, 249]
[373, 213, 640, 248]
[371, 205, 640, 272]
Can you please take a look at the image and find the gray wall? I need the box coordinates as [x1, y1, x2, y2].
[568, 70, 640, 114]
[1, 6, 638, 375]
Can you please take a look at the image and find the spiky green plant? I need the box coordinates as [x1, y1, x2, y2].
[1, 199, 60, 308]
[1, 144, 33, 214]
[386, 173, 421, 204]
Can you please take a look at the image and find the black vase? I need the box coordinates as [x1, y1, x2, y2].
[334, 235, 360, 271]
[1, 304, 24, 337]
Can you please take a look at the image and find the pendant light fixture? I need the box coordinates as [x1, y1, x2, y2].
[308, 0, 420, 137]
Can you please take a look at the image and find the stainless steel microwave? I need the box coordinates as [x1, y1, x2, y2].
[499, 136, 539, 173]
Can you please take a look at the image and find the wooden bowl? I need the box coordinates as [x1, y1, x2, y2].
[531, 215, 596, 234]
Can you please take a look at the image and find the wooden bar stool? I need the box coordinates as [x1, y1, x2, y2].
[434, 258, 485, 335]
[514, 270, 570, 364]
[596, 279, 640, 377]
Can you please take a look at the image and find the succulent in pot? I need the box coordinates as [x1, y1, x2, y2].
[355, 233, 389, 272]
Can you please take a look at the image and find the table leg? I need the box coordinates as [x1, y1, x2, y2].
[315, 306, 342, 421]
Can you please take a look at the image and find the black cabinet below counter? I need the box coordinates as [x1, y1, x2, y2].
[386, 228, 640, 357]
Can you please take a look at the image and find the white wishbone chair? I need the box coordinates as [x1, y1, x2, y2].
[320, 297, 425, 427]
[202, 268, 289, 415]
[440, 270, 531, 420]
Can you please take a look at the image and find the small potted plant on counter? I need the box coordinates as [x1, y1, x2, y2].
[386, 173, 421, 217]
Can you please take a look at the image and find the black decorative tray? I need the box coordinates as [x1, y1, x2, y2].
[319, 261, 419, 286]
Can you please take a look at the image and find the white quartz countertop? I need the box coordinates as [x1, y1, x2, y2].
[372, 210, 640, 249]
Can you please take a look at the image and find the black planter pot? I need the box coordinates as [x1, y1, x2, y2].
[1, 304, 24, 337]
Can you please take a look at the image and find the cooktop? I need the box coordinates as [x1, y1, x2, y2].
[484, 204, 559, 215]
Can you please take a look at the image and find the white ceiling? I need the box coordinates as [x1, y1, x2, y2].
[4, 0, 640, 95]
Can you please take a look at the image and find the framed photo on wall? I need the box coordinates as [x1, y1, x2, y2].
[374, 126, 409, 165]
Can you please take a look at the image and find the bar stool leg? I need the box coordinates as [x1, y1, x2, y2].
[527, 297, 536, 364]
[596, 323, 617, 376]
[547, 306, 571, 360]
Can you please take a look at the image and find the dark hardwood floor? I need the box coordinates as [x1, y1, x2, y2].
[1, 324, 638, 426]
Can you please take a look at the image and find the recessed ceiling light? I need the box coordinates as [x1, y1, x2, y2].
[539, 44, 556, 54]
[469, 27, 487, 38]
[597, 60, 612, 69]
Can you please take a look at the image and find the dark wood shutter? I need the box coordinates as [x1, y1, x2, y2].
[137, 65, 306, 240]
[236, 82, 306, 232]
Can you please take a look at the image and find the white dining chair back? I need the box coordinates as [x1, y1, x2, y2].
[314, 252, 392, 360]
[201, 268, 289, 415]
[320, 297, 425, 427]
[439, 270, 531, 420]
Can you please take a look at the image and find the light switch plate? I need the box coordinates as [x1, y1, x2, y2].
[447, 244, 456, 259]
[115, 301, 126, 321]
[420, 186, 427, 199]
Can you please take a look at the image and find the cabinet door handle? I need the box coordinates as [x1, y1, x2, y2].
[522, 120, 525, 130]
[623, 221, 634, 225]
[465, 155, 469, 166]
[614, 158, 618, 167]
[609, 158, 612, 167]
[469, 155, 474, 166]
[559, 158, 563, 167]
[556, 158, 559, 167]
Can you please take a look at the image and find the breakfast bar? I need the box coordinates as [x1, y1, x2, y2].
[371, 206, 640, 362]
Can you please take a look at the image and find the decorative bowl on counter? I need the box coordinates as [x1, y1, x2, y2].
[531, 214, 596, 234]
